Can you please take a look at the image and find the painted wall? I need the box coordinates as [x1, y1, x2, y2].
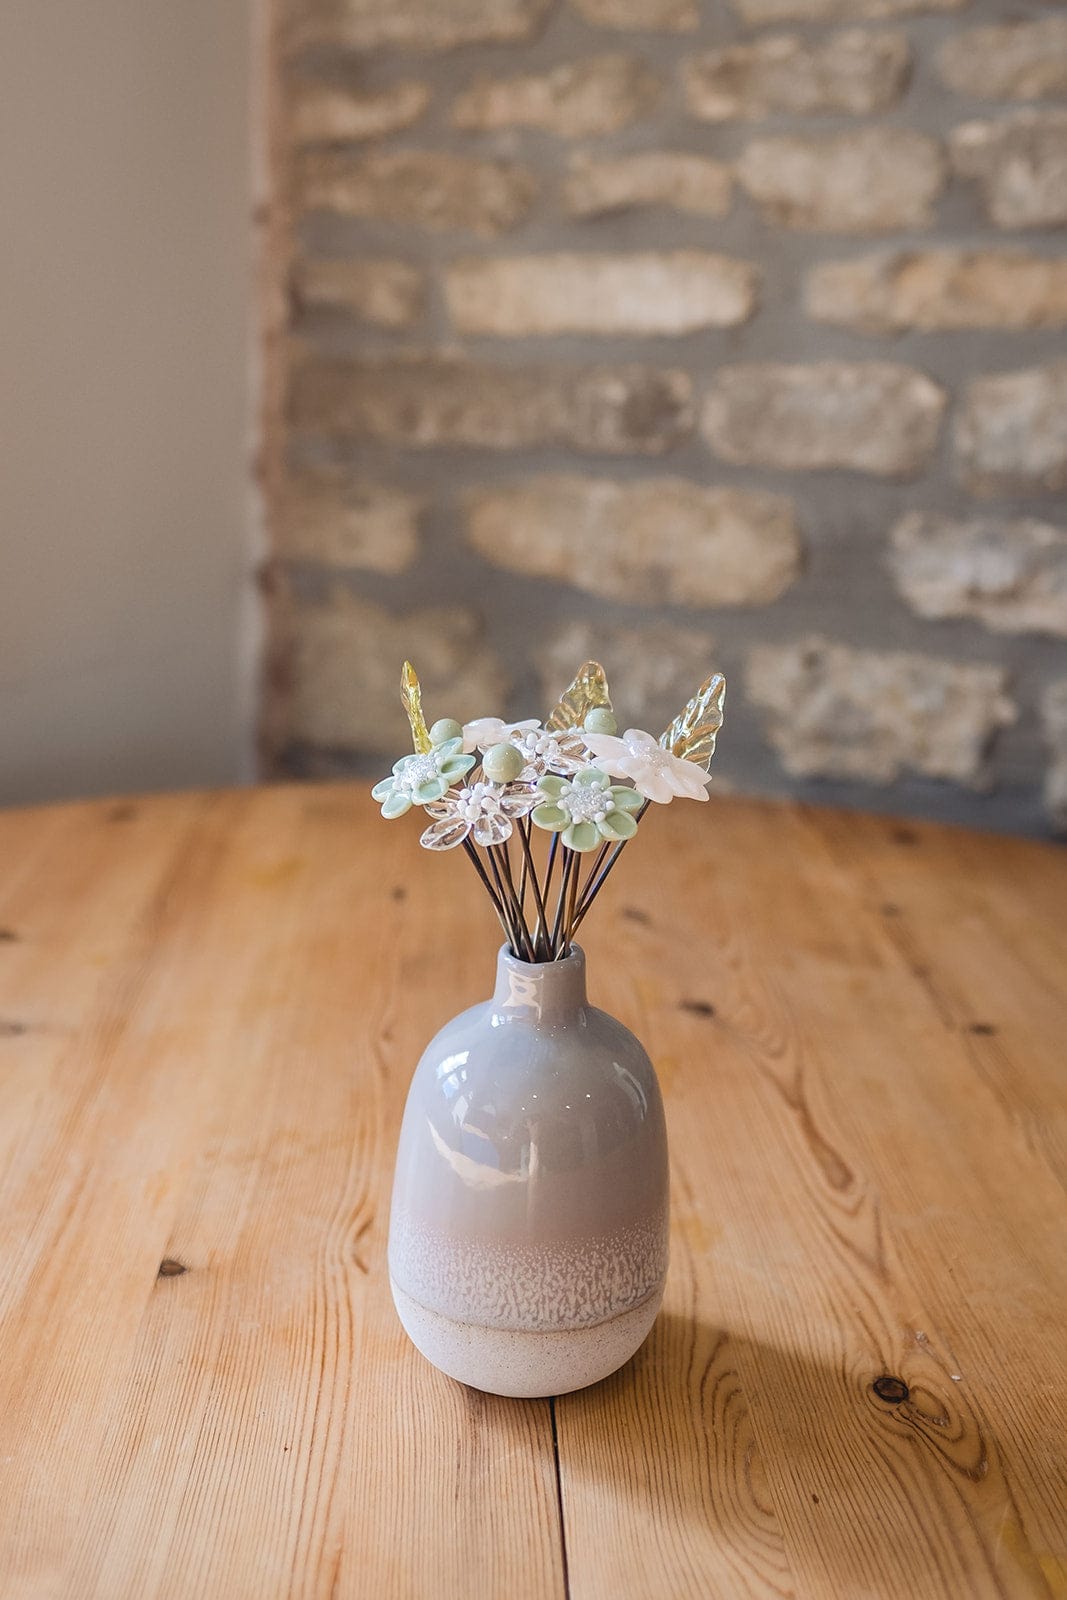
[0, 1, 256, 806]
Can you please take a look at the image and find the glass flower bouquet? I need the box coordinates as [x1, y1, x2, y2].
[382, 658, 726, 1399]
[373, 660, 725, 963]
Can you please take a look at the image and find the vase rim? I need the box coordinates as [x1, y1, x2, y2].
[497, 942, 585, 974]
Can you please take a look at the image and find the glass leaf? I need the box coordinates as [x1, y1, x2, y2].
[401, 660, 431, 755]
[545, 662, 612, 733]
[659, 673, 726, 771]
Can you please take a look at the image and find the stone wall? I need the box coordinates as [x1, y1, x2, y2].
[263, 0, 1067, 835]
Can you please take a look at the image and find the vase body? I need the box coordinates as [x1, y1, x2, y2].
[388, 944, 669, 1398]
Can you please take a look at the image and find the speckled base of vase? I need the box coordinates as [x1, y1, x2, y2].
[391, 1277, 663, 1399]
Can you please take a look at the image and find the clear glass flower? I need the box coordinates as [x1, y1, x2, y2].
[420, 781, 537, 850]
[581, 728, 711, 804]
[370, 737, 475, 819]
[531, 768, 643, 853]
[511, 725, 591, 781]
[461, 717, 540, 756]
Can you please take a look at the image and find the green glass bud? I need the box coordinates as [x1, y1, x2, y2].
[483, 742, 523, 783]
[429, 718, 463, 747]
[584, 707, 617, 736]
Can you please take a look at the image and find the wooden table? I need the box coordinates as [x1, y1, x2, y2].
[1, 786, 1066, 1599]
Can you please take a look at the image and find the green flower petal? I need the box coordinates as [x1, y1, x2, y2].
[538, 775, 566, 798]
[413, 777, 446, 804]
[563, 821, 600, 852]
[381, 791, 412, 820]
[598, 810, 637, 842]
[574, 766, 608, 789]
[371, 777, 395, 801]
[435, 736, 465, 758]
[531, 803, 567, 831]
[609, 786, 643, 813]
[439, 754, 475, 780]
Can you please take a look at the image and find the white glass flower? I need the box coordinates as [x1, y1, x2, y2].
[461, 717, 540, 755]
[420, 781, 537, 851]
[581, 728, 711, 804]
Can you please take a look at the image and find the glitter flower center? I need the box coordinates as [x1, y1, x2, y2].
[637, 744, 670, 771]
[401, 753, 440, 789]
[559, 782, 615, 824]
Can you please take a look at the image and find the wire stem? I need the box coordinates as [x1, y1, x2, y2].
[541, 832, 560, 951]
[550, 848, 576, 957]
[517, 818, 530, 925]
[499, 841, 534, 961]
[461, 838, 511, 941]
[485, 843, 523, 956]
[461, 837, 503, 913]
[516, 821, 550, 961]
[574, 839, 612, 919]
[571, 800, 652, 935]
[562, 850, 582, 955]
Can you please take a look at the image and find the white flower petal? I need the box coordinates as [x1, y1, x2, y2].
[462, 716, 540, 754]
[668, 773, 709, 801]
[634, 770, 675, 804]
[624, 728, 660, 752]
[612, 755, 649, 784]
[582, 732, 627, 758]
[461, 716, 506, 755]
[581, 733, 631, 777]
[667, 758, 712, 800]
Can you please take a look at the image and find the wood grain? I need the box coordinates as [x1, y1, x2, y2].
[0, 787, 1065, 1599]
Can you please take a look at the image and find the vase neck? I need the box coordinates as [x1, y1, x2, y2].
[490, 945, 588, 1026]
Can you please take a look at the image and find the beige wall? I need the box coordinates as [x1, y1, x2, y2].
[0, 1, 256, 806]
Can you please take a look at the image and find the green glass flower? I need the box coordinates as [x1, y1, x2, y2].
[371, 737, 474, 819]
[530, 767, 642, 853]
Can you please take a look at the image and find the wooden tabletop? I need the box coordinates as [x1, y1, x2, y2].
[1, 786, 1065, 1600]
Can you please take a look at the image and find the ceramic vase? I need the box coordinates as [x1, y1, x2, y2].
[388, 944, 669, 1398]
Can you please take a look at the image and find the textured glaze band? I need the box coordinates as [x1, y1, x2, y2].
[390, 1207, 668, 1332]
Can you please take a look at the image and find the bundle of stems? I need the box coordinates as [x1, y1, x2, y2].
[459, 805, 648, 963]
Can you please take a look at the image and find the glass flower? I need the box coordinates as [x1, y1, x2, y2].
[420, 781, 537, 850]
[511, 725, 591, 781]
[371, 738, 474, 819]
[531, 768, 643, 853]
[581, 728, 711, 804]
[461, 717, 540, 755]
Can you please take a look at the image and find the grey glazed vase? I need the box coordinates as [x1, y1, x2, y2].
[388, 944, 669, 1398]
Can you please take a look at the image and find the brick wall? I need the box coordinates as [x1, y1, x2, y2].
[263, 0, 1067, 836]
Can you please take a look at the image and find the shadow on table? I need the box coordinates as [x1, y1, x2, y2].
[551, 1308, 989, 1596]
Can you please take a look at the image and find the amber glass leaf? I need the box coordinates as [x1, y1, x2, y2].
[545, 662, 612, 733]
[401, 660, 431, 754]
[659, 673, 726, 770]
